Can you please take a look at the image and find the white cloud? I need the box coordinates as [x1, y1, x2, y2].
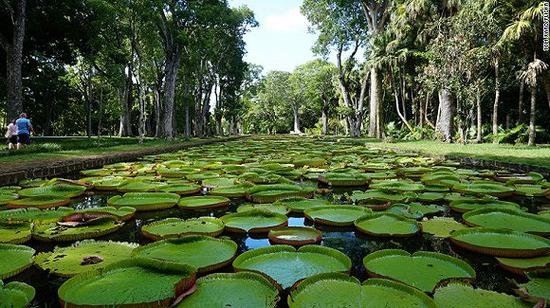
[264, 8, 308, 32]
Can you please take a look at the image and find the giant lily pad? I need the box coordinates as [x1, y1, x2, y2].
[18, 184, 86, 198]
[178, 195, 230, 210]
[34, 240, 138, 277]
[117, 181, 166, 192]
[7, 195, 71, 209]
[516, 272, 550, 301]
[370, 180, 425, 192]
[0, 193, 18, 206]
[0, 207, 74, 224]
[355, 213, 420, 237]
[449, 199, 520, 213]
[247, 184, 315, 203]
[32, 220, 124, 242]
[0, 223, 32, 244]
[463, 208, 550, 235]
[108, 192, 180, 211]
[514, 184, 549, 197]
[159, 183, 201, 196]
[233, 245, 351, 289]
[433, 282, 529, 308]
[496, 255, 550, 275]
[0, 244, 35, 279]
[318, 173, 370, 187]
[288, 273, 436, 308]
[450, 228, 550, 257]
[237, 203, 290, 215]
[0, 280, 35, 307]
[77, 206, 136, 222]
[209, 184, 250, 198]
[268, 227, 322, 246]
[176, 272, 279, 308]
[452, 182, 515, 197]
[58, 258, 196, 307]
[351, 189, 417, 204]
[274, 198, 331, 213]
[420, 217, 468, 238]
[90, 177, 127, 191]
[221, 209, 288, 233]
[363, 249, 475, 292]
[304, 205, 371, 226]
[133, 235, 237, 273]
[141, 217, 225, 240]
[384, 203, 445, 219]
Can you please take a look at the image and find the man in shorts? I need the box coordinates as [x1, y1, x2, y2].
[16, 113, 34, 149]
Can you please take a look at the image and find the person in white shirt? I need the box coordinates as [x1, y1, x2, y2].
[5, 119, 17, 150]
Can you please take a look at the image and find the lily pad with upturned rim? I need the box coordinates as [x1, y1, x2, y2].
[176, 272, 280, 308]
[318, 173, 370, 187]
[233, 245, 352, 289]
[141, 217, 225, 240]
[274, 198, 331, 213]
[496, 255, 550, 275]
[287, 273, 436, 308]
[463, 208, 550, 235]
[0, 223, 32, 244]
[159, 183, 201, 196]
[34, 240, 138, 277]
[268, 227, 322, 246]
[0, 280, 36, 307]
[0, 193, 18, 206]
[237, 203, 290, 215]
[18, 184, 86, 198]
[516, 272, 550, 301]
[208, 184, 250, 198]
[7, 195, 71, 209]
[449, 199, 521, 213]
[32, 220, 124, 242]
[132, 235, 237, 273]
[452, 182, 515, 197]
[0, 207, 74, 225]
[247, 184, 315, 203]
[304, 205, 371, 227]
[0, 244, 35, 279]
[362, 249, 475, 293]
[433, 282, 529, 308]
[77, 206, 136, 221]
[370, 180, 425, 192]
[57, 258, 196, 307]
[178, 195, 230, 210]
[108, 192, 180, 211]
[355, 213, 420, 237]
[221, 209, 288, 233]
[420, 217, 468, 238]
[449, 228, 550, 257]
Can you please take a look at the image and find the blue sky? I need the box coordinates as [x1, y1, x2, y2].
[228, 0, 318, 73]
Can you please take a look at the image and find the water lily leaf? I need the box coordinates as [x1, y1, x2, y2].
[77, 206, 136, 221]
[0, 280, 35, 307]
[305, 205, 371, 226]
[7, 195, 71, 209]
[363, 249, 475, 292]
[351, 189, 416, 204]
[318, 173, 370, 186]
[221, 209, 288, 233]
[268, 227, 322, 246]
[141, 217, 225, 240]
[0, 223, 32, 244]
[108, 192, 180, 211]
[449, 199, 520, 213]
[420, 217, 468, 238]
[517, 272, 550, 301]
[208, 184, 250, 198]
[237, 203, 289, 215]
[18, 184, 86, 198]
[370, 180, 425, 192]
[33, 220, 124, 242]
[496, 255, 550, 275]
[433, 282, 529, 307]
[463, 208, 550, 235]
[247, 184, 315, 203]
[233, 245, 351, 289]
[0, 244, 35, 279]
[178, 195, 230, 210]
[159, 183, 201, 196]
[0, 193, 18, 206]
[452, 182, 515, 197]
[355, 213, 420, 237]
[0, 207, 74, 224]
[274, 198, 331, 213]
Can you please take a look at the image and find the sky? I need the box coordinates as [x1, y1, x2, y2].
[228, 0, 319, 73]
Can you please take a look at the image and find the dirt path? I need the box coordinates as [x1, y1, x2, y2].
[0, 136, 244, 186]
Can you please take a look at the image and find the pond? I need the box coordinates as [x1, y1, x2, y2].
[1, 136, 549, 307]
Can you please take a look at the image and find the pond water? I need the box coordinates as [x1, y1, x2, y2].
[2, 137, 549, 307]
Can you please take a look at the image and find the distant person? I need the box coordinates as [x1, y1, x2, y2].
[16, 113, 34, 150]
[4, 119, 17, 150]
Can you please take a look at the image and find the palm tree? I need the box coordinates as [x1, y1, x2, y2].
[520, 59, 548, 146]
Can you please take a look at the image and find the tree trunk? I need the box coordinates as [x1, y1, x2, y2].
[436, 88, 454, 142]
[292, 106, 301, 134]
[184, 103, 191, 138]
[368, 67, 382, 138]
[118, 67, 132, 136]
[518, 82, 525, 124]
[476, 90, 482, 143]
[321, 100, 328, 135]
[541, 74, 550, 117]
[98, 87, 103, 137]
[154, 88, 162, 137]
[528, 85, 536, 146]
[160, 50, 181, 139]
[492, 59, 500, 143]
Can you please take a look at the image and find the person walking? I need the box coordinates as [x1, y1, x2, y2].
[16, 113, 34, 150]
[4, 119, 17, 150]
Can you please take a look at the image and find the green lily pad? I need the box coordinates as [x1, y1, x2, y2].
[420, 217, 468, 238]
[417, 192, 446, 202]
[58, 258, 196, 307]
[463, 208, 550, 235]
[0, 244, 35, 279]
[304, 205, 371, 226]
[433, 282, 529, 308]
[288, 273, 436, 308]
[351, 189, 416, 204]
[450, 228, 550, 257]
[221, 209, 288, 233]
[18, 184, 86, 198]
[117, 181, 166, 192]
[90, 177, 127, 191]
[35, 240, 138, 277]
[496, 255, 550, 275]
[141, 217, 225, 240]
[233, 245, 351, 289]
[176, 272, 279, 308]
[159, 183, 201, 195]
[370, 180, 425, 192]
[209, 184, 250, 198]
[0, 194, 18, 206]
[77, 206, 136, 221]
[355, 213, 420, 237]
[268, 227, 322, 246]
[363, 249, 475, 292]
[517, 272, 550, 301]
[0, 207, 74, 224]
[108, 192, 180, 211]
[0, 223, 32, 244]
[7, 195, 71, 209]
[384, 203, 445, 219]
[514, 184, 549, 197]
[247, 184, 315, 203]
[318, 173, 370, 186]
[0, 280, 36, 307]
[202, 177, 237, 188]
[32, 220, 124, 242]
[274, 198, 331, 213]
[178, 195, 230, 210]
[237, 203, 290, 215]
[452, 182, 515, 197]
[133, 235, 237, 273]
[449, 199, 520, 213]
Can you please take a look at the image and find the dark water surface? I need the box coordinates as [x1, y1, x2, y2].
[7, 182, 548, 307]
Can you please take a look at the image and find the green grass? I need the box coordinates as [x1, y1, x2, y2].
[371, 140, 550, 169]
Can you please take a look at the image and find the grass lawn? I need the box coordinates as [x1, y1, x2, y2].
[0, 136, 206, 164]
[371, 140, 550, 169]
